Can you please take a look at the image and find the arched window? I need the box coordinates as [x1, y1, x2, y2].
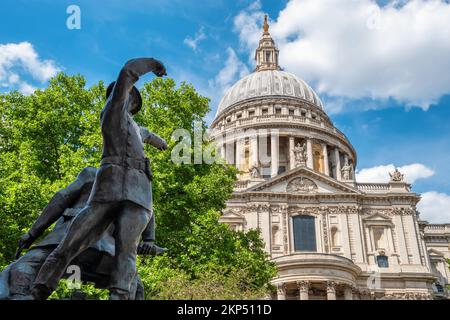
[292, 215, 316, 252]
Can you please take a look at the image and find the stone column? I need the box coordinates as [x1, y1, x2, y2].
[251, 135, 258, 169]
[226, 141, 235, 165]
[322, 143, 329, 176]
[289, 136, 295, 170]
[235, 138, 243, 171]
[297, 281, 310, 300]
[326, 281, 337, 300]
[276, 283, 286, 300]
[271, 133, 279, 177]
[220, 144, 226, 160]
[352, 287, 360, 300]
[306, 139, 313, 169]
[344, 285, 353, 300]
[334, 148, 341, 180]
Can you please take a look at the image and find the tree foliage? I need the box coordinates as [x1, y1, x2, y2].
[0, 74, 276, 299]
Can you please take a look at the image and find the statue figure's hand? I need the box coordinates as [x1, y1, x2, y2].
[152, 59, 167, 77]
[15, 232, 36, 259]
[138, 241, 154, 255]
[159, 140, 168, 151]
[138, 241, 167, 256]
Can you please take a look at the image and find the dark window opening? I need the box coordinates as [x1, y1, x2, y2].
[293, 215, 317, 252]
[376, 255, 389, 268]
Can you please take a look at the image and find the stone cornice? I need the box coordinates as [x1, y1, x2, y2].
[248, 166, 361, 194]
[212, 96, 330, 128]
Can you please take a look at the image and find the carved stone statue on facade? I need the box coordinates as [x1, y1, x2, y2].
[286, 177, 317, 193]
[249, 165, 261, 179]
[23, 58, 167, 300]
[341, 161, 353, 180]
[389, 168, 404, 182]
[293, 142, 307, 167]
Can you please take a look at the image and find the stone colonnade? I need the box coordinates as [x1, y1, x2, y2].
[276, 281, 359, 300]
[220, 132, 352, 180]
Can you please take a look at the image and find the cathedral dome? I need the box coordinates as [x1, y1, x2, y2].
[216, 70, 323, 117]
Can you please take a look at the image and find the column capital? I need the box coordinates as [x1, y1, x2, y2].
[326, 281, 337, 293]
[296, 280, 310, 292]
[276, 283, 286, 294]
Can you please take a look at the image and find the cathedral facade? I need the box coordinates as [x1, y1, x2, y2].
[210, 17, 450, 300]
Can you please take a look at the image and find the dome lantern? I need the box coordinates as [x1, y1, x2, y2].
[255, 15, 280, 72]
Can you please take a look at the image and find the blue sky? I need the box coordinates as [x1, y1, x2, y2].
[0, 0, 449, 222]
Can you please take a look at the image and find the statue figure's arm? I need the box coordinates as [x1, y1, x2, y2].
[110, 58, 166, 110]
[140, 127, 168, 151]
[15, 168, 95, 258]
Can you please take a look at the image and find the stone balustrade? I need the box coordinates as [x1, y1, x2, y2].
[424, 224, 450, 234]
[357, 183, 391, 192]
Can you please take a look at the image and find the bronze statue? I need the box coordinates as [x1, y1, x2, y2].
[29, 58, 167, 300]
[0, 166, 164, 300]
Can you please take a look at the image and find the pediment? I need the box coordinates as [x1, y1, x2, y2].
[246, 167, 361, 195]
[363, 212, 392, 221]
[221, 208, 245, 219]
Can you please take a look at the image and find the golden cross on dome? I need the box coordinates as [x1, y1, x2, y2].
[263, 14, 269, 34]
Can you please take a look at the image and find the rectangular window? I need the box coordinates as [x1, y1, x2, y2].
[293, 215, 317, 252]
[376, 255, 389, 268]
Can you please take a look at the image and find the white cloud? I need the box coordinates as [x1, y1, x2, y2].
[184, 26, 207, 51]
[0, 42, 60, 94]
[233, 0, 264, 66]
[234, 0, 450, 110]
[417, 191, 450, 223]
[356, 163, 434, 183]
[209, 47, 250, 96]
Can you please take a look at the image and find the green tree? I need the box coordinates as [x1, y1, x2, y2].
[0, 74, 276, 299]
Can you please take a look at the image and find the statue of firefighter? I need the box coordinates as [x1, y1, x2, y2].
[18, 58, 167, 300]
